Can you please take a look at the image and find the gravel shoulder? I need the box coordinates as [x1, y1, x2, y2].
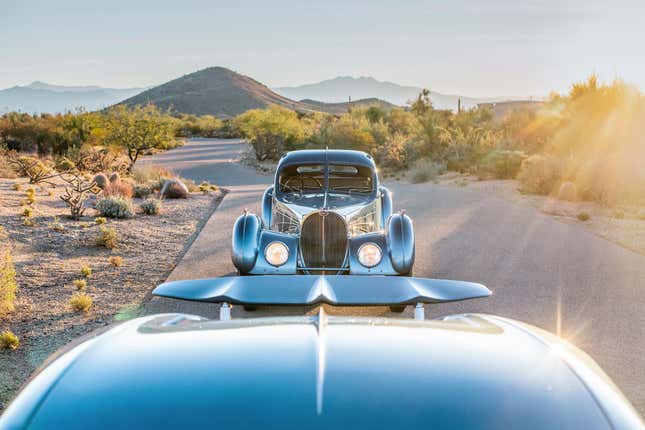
[0, 177, 223, 410]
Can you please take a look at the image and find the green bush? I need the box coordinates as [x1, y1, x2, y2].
[517, 155, 564, 195]
[409, 159, 445, 183]
[478, 150, 526, 179]
[133, 183, 153, 199]
[140, 198, 161, 215]
[1, 250, 18, 317]
[96, 196, 134, 218]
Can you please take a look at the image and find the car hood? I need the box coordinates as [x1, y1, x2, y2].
[2, 313, 642, 430]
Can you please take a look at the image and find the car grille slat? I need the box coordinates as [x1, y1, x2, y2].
[300, 212, 347, 271]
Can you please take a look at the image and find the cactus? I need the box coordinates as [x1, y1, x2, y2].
[92, 173, 109, 189]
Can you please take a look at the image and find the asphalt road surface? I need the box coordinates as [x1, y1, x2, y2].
[144, 138, 645, 414]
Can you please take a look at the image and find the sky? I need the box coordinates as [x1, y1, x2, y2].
[2, 0, 645, 97]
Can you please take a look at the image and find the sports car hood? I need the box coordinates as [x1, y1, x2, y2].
[2, 313, 642, 430]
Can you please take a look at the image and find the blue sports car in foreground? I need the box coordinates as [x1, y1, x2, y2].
[1, 276, 643, 429]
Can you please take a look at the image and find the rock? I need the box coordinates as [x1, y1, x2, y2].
[558, 181, 578, 201]
[160, 178, 189, 199]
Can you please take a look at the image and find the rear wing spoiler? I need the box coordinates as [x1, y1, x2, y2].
[153, 275, 491, 306]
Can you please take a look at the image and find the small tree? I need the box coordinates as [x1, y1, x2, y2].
[102, 105, 176, 171]
[59, 173, 99, 220]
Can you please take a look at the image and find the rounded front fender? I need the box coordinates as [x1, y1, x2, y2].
[387, 212, 415, 275]
[231, 212, 262, 273]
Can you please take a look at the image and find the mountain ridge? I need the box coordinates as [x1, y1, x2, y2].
[274, 76, 529, 110]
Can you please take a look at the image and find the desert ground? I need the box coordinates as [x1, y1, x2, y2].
[145, 138, 645, 414]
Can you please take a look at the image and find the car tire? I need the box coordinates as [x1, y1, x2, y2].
[389, 305, 406, 313]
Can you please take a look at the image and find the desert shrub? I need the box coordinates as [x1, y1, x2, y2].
[22, 218, 35, 227]
[478, 150, 526, 179]
[96, 226, 118, 249]
[92, 173, 109, 189]
[517, 155, 564, 195]
[133, 183, 153, 199]
[73, 279, 87, 291]
[378, 133, 409, 170]
[95, 216, 107, 225]
[234, 106, 306, 160]
[70, 293, 92, 312]
[557, 182, 578, 201]
[102, 180, 134, 199]
[109, 172, 120, 183]
[410, 159, 445, 183]
[55, 157, 76, 172]
[140, 198, 161, 215]
[96, 196, 134, 219]
[12, 183, 21, 191]
[109, 256, 123, 267]
[160, 179, 188, 199]
[199, 181, 218, 194]
[0, 330, 19, 350]
[81, 265, 92, 277]
[1, 250, 18, 317]
[577, 212, 591, 221]
[22, 207, 33, 217]
[131, 165, 175, 186]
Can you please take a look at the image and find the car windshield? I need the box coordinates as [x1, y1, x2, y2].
[278, 164, 374, 195]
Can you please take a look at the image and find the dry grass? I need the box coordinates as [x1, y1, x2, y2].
[0, 331, 19, 350]
[96, 227, 118, 249]
[108, 256, 123, 267]
[81, 265, 92, 277]
[69, 293, 92, 313]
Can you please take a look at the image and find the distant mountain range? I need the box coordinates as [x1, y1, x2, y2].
[274, 76, 526, 110]
[1, 68, 533, 116]
[0, 81, 144, 114]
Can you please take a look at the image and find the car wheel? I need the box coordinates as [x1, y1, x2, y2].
[389, 305, 406, 313]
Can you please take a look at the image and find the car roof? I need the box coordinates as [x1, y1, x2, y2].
[2, 313, 642, 430]
[277, 149, 376, 170]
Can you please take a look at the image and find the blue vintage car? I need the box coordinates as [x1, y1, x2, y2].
[231, 150, 414, 277]
[1, 275, 643, 430]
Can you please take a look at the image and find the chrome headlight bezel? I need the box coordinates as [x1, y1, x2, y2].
[264, 241, 290, 266]
[357, 242, 382, 268]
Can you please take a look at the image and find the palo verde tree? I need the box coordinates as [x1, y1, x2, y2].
[102, 105, 176, 171]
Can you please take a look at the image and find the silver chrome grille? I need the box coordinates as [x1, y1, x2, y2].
[300, 212, 347, 270]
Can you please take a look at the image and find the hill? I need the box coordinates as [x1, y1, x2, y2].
[0, 81, 144, 114]
[274, 76, 526, 111]
[119, 67, 313, 118]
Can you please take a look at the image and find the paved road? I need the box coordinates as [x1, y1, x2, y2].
[145, 138, 645, 414]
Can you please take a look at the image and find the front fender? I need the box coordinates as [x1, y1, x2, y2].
[231, 212, 262, 273]
[387, 212, 415, 275]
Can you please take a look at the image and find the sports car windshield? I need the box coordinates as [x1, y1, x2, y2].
[278, 164, 374, 195]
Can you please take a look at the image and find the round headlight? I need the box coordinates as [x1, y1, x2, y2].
[265, 241, 289, 266]
[358, 243, 382, 268]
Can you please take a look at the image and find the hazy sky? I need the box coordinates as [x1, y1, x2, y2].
[2, 0, 644, 97]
